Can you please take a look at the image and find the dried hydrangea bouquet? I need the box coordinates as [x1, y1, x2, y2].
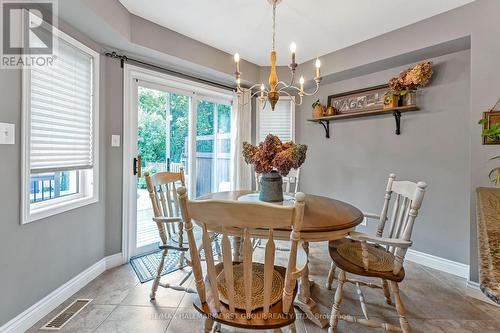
[243, 134, 307, 202]
[388, 61, 434, 106]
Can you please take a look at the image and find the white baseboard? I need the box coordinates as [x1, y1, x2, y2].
[105, 252, 126, 269]
[0, 253, 123, 333]
[406, 249, 469, 279]
[466, 280, 500, 307]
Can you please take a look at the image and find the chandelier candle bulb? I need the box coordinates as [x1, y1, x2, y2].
[260, 83, 265, 99]
[290, 42, 297, 64]
[299, 76, 305, 94]
[315, 58, 321, 79]
[234, 53, 240, 73]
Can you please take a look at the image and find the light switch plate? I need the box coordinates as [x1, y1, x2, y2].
[0, 123, 15, 145]
[111, 135, 121, 147]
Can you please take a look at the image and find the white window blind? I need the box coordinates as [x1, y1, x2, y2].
[29, 36, 94, 173]
[258, 99, 293, 142]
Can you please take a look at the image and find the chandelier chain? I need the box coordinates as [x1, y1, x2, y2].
[272, 1, 276, 51]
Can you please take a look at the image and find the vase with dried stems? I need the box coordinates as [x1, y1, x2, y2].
[243, 134, 307, 202]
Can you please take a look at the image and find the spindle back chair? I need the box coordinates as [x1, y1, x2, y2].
[177, 186, 307, 332]
[327, 174, 427, 333]
[145, 169, 194, 300]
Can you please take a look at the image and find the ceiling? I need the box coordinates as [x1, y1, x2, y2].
[118, 0, 473, 66]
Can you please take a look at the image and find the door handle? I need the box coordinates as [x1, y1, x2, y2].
[133, 155, 142, 177]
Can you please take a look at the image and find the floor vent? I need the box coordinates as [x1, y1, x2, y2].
[40, 299, 92, 330]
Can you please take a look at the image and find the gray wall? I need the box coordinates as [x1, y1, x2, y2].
[104, 57, 124, 256]
[0, 29, 108, 325]
[297, 50, 471, 264]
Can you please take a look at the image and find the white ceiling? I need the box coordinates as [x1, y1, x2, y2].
[119, 0, 473, 66]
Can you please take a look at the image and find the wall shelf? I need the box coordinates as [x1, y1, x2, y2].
[307, 105, 420, 138]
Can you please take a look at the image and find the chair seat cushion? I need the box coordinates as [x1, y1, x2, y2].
[217, 263, 284, 311]
[329, 238, 405, 282]
[193, 262, 297, 330]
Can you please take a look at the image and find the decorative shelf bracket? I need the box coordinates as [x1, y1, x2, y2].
[393, 110, 402, 135]
[319, 120, 330, 138]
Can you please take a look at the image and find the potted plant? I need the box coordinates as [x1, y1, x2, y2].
[479, 117, 500, 184]
[243, 134, 307, 202]
[312, 99, 325, 118]
[386, 61, 434, 107]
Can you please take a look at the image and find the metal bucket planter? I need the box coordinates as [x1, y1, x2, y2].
[259, 171, 284, 202]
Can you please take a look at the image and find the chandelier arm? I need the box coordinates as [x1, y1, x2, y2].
[295, 94, 303, 106]
[288, 69, 296, 87]
[251, 90, 269, 99]
[275, 88, 303, 106]
[261, 99, 268, 110]
[276, 81, 289, 90]
[248, 83, 264, 91]
[279, 89, 299, 105]
[302, 80, 321, 96]
[238, 83, 267, 95]
[250, 91, 261, 98]
[236, 81, 243, 92]
[287, 85, 301, 92]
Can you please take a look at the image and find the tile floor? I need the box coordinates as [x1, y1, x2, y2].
[28, 242, 500, 332]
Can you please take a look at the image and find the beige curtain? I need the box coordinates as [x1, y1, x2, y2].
[230, 89, 252, 190]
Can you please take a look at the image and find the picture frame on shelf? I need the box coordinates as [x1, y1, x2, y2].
[327, 84, 389, 115]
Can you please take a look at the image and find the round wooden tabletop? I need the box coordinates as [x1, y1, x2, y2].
[198, 191, 364, 233]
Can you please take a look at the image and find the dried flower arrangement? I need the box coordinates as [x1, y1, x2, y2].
[243, 134, 307, 176]
[388, 61, 434, 96]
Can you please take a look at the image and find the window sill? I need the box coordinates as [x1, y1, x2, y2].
[24, 195, 99, 224]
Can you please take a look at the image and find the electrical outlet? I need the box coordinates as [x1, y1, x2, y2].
[111, 135, 121, 147]
[0, 123, 15, 145]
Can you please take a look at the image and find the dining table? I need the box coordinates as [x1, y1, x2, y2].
[198, 190, 364, 328]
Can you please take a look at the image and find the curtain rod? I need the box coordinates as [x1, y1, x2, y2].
[105, 51, 236, 92]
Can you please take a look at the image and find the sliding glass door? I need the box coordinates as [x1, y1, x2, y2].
[195, 99, 232, 197]
[130, 79, 233, 256]
[135, 83, 192, 252]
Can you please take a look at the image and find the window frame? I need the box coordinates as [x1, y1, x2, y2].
[21, 27, 100, 224]
[256, 96, 295, 143]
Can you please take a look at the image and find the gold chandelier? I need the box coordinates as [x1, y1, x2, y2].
[234, 0, 322, 110]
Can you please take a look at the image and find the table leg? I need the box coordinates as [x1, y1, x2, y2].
[294, 241, 329, 328]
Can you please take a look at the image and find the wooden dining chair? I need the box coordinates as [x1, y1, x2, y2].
[177, 186, 308, 332]
[326, 174, 427, 333]
[255, 168, 301, 194]
[145, 169, 195, 300]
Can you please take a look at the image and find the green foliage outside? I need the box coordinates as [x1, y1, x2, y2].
[137, 87, 190, 188]
[196, 100, 214, 153]
[138, 87, 191, 165]
[137, 87, 232, 189]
